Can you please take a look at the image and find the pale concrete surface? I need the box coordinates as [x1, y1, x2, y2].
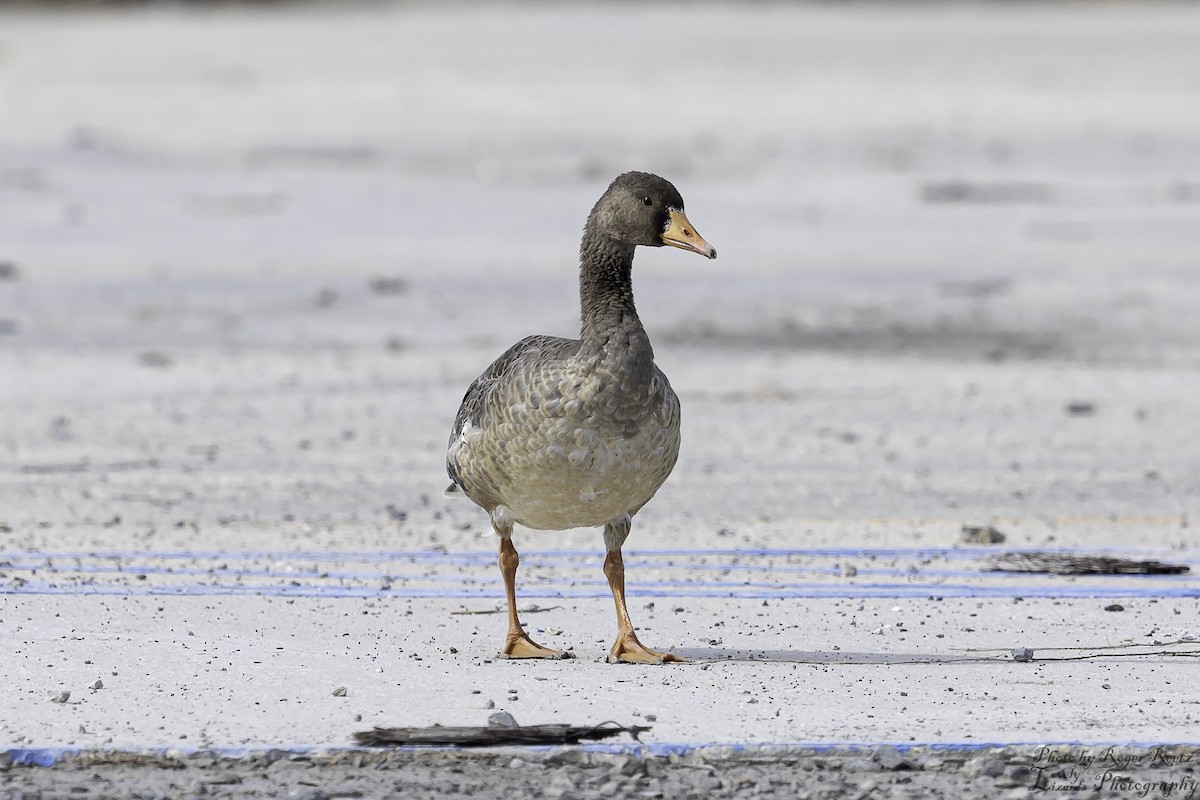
[6, 592, 1200, 751]
[2, 0, 1200, 768]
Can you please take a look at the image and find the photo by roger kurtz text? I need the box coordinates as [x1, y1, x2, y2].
[1030, 746, 1198, 797]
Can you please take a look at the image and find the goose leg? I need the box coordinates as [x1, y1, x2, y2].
[603, 516, 685, 664]
[495, 521, 570, 659]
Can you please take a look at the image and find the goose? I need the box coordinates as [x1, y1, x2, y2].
[446, 172, 715, 664]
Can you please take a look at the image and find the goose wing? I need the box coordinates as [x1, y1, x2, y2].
[446, 334, 580, 497]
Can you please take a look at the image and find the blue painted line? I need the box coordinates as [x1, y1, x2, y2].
[5, 567, 1187, 584]
[574, 739, 1200, 757]
[7, 739, 1200, 767]
[5, 582, 1199, 599]
[4, 545, 1194, 563]
[3, 547, 1193, 599]
[3, 560, 1194, 584]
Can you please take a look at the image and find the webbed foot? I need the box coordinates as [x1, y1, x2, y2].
[499, 632, 574, 660]
[606, 630, 686, 664]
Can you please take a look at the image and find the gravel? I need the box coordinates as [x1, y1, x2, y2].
[3, 745, 1197, 800]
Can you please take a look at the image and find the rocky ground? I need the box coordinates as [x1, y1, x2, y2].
[6, 744, 1200, 799]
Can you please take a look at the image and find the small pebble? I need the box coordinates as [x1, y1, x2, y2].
[138, 351, 173, 369]
[960, 525, 1006, 544]
[974, 757, 1006, 778]
[1011, 647, 1035, 662]
[1104, 603, 1125, 612]
[332, 686, 347, 697]
[314, 287, 338, 308]
[368, 276, 408, 296]
[89, 679, 103, 690]
[288, 789, 328, 800]
[874, 745, 912, 770]
[488, 711, 519, 728]
[50, 691, 70, 704]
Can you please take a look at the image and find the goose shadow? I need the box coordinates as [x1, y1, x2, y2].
[675, 648, 1005, 665]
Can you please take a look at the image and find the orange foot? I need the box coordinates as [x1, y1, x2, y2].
[499, 631, 574, 660]
[607, 630, 687, 665]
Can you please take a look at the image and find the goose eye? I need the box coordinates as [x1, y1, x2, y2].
[642, 196, 653, 206]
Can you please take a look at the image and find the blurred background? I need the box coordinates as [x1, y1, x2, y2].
[1, 1, 1198, 550]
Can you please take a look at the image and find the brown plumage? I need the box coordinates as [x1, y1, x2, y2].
[446, 172, 716, 663]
